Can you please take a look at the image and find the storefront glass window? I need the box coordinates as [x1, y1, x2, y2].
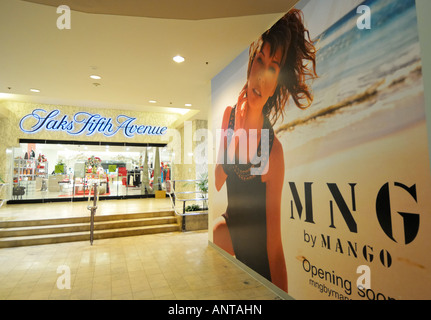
[10, 141, 172, 202]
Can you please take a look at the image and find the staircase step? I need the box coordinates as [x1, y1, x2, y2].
[0, 210, 181, 248]
[0, 224, 181, 248]
[0, 216, 178, 238]
[0, 210, 175, 228]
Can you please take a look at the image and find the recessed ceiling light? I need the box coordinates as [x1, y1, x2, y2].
[90, 75, 101, 80]
[149, 100, 157, 103]
[185, 103, 192, 107]
[173, 55, 185, 63]
[30, 88, 40, 93]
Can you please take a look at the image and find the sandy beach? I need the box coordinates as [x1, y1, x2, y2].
[280, 117, 431, 299]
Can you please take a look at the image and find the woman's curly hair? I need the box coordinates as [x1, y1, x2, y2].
[247, 9, 317, 125]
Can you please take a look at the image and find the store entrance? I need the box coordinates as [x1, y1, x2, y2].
[10, 139, 172, 203]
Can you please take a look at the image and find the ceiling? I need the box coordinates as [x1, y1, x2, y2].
[21, 0, 297, 20]
[0, 0, 297, 125]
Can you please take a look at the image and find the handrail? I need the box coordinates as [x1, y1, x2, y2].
[87, 183, 99, 245]
[166, 180, 208, 218]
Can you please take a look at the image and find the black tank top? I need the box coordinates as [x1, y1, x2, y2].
[222, 106, 274, 281]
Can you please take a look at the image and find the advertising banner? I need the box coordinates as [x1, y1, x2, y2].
[210, 0, 431, 300]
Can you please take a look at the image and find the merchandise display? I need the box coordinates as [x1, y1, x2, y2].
[9, 142, 172, 202]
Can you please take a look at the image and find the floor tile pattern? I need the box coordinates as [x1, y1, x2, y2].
[0, 230, 280, 300]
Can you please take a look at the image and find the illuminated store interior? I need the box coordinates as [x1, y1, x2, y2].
[10, 140, 172, 202]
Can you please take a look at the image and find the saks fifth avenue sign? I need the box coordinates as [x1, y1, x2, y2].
[19, 109, 168, 138]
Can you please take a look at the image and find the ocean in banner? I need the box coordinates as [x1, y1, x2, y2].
[276, 0, 424, 161]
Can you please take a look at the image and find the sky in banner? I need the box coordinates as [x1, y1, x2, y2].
[279, 0, 423, 156]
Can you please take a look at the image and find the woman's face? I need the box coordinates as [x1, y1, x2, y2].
[247, 42, 282, 113]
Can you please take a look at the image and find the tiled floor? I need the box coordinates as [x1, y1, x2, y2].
[0, 231, 280, 300]
[0, 199, 281, 300]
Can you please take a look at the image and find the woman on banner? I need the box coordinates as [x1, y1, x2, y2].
[213, 9, 317, 292]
